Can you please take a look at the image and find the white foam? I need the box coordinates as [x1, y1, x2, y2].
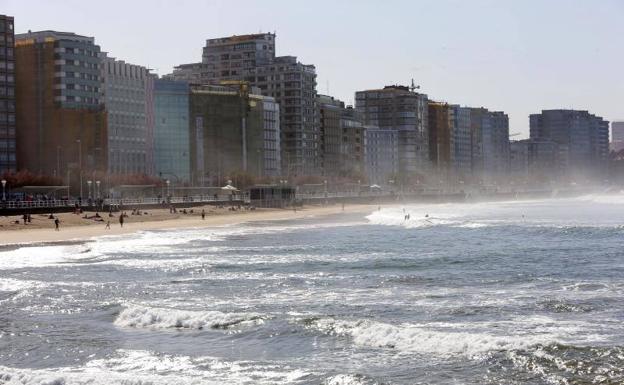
[0, 349, 313, 385]
[366, 196, 624, 230]
[0, 244, 92, 270]
[114, 304, 266, 330]
[0, 278, 43, 293]
[323, 374, 379, 385]
[303, 317, 604, 357]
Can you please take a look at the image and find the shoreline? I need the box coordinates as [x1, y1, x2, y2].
[0, 204, 381, 248]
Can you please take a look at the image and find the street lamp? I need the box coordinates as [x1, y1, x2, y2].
[56, 146, 61, 177]
[87, 180, 92, 200]
[76, 139, 82, 199]
[1, 179, 6, 201]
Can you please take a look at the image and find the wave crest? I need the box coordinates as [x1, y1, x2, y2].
[114, 305, 266, 330]
[303, 317, 561, 356]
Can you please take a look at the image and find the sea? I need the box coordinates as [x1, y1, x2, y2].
[1, 194, 624, 385]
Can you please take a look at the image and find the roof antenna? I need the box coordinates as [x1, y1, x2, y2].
[410, 78, 420, 92]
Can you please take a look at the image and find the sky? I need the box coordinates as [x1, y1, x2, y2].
[3, 0, 623, 138]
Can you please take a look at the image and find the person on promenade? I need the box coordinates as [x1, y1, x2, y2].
[119, 213, 124, 228]
[54, 218, 60, 231]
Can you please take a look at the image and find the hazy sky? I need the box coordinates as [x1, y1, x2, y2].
[4, 0, 623, 137]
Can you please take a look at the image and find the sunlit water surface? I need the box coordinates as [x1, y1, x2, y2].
[2, 194, 624, 384]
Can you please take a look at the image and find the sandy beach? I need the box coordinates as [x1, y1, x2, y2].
[0, 203, 380, 247]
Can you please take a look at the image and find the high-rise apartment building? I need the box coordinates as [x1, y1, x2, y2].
[340, 106, 366, 179]
[470, 108, 509, 182]
[15, 31, 107, 182]
[317, 95, 366, 179]
[428, 102, 473, 182]
[450, 105, 472, 179]
[317, 95, 342, 177]
[356, 85, 429, 183]
[428, 102, 454, 173]
[192, 33, 317, 176]
[611, 121, 624, 152]
[153, 79, 190, 183]
[530, 109, 609, 178]
[366, 129, 399, 185]
[102, 56, 153, 175]
[0, 15, 15, 174]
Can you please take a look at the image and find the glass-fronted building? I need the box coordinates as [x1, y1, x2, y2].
[154, 79, 190, 182]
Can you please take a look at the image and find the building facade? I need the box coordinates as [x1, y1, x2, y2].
[611, 121, 624, 153]
[102, 56, 153, 175]
[196, 33, 318, 176]
[509, 139, 529, 179]
[366, 129, 399, 185]
[189, 84, 265, 185]
[317, 95, 342, 177]
[153, 79, 190, 182]
[428, 102, 454, 174]
[527, 139, 563, 181]
[340, 106, 366, 180]
[164, 62, 203, 84]
[530, 109, 609, 179]
[356, 85, 428, 183]
[470, 108, 510, 183]
[0, 15, 15, 174]
[261, 95, 280, 177]
[450, 105, 472, 179]
[15, 31, 107, 183]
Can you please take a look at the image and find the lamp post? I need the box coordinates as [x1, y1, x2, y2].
[87, 180, 92, 200]
[1, 179, 6, 201]
[76, 139, 82, 199]
[56, 146, 61, 177]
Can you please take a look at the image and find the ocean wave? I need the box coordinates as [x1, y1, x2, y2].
[301, 317, 570, 356]
[114, 304, 266, 330]
[0, 349, 313, 385]
[323, 373, 383, 385]
[501, 344, 624, 384]
[0, 244, 93, 270]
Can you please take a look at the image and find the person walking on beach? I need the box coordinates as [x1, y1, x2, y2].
[105, 220, 110, 230]
[119, 213, 124, 228]
[54, 218, 60, 231]
[201, 209, 205, 220]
